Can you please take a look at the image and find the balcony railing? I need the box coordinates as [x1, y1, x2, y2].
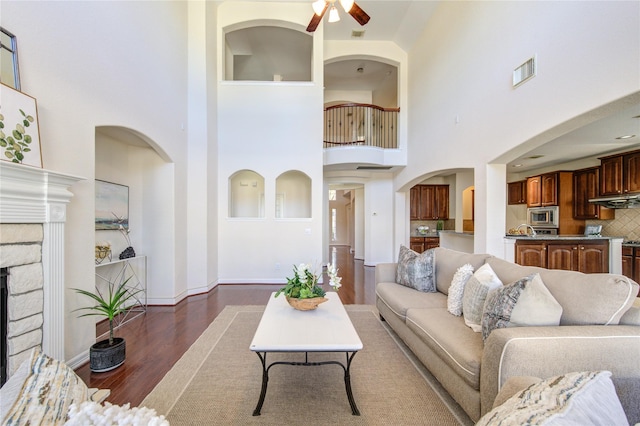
[323, 103, 399, 149]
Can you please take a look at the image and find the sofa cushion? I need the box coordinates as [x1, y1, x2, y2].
[462, 263, 503, 332]
[476, 371, 628, 426]
[396, 245, 436, 292]
[482, 273, 562, 341]
[406, 308, 484, 389]
[486, 257, 638, 325]
[376, 282, 447, 322]
[433, 247, 492, 294]
[447, 263, 474, 316]
[1, 348, 88, 425]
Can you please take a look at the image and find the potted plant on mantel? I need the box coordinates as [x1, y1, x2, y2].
[74, 277, 141, 372]
[275, 263, 342, 311]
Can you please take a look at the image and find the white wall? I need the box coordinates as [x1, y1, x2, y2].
[400, 0, 640, 256]
[217, 3, 324, 283]
[1, 0, 190, 362]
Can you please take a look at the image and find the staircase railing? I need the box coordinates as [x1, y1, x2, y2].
[323, 103, 399, 149]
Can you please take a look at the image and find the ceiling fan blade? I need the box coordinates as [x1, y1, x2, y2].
[306, 3, 329, 32]
[349, 2, 370, 26]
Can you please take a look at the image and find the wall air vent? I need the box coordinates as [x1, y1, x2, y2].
[351, 30, 365, 38]
[513, 56, 536, 88]
[356, 166, 392, 170]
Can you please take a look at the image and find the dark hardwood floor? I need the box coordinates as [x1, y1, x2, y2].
[75, 245, 376, 407]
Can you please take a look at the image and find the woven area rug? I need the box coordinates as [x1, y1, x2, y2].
[141, 305, 472, 425]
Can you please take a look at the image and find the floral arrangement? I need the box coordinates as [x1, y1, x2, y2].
[275, 263, 341, 299]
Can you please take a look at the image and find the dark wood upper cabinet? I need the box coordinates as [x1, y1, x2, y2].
[410, 186, 420, 220]
[507, 180, 527, 205]
[540, 173, 558, 206]
[623, 151, 640, 194]
[573, 167, 614, 220]
[526, 176, 542, 207]
[527, 173, 558, 207]
[599, 150, 640, 196]
[410, 184, 449, 220]
[600, 155, 624, 196]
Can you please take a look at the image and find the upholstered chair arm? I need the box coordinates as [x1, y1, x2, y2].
[375, 263, 397, 285]
[480, 325, 640, 422]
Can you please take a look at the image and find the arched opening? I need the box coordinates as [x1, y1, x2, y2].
[275, 170, 312, 218]
[228, 170, 265, 218]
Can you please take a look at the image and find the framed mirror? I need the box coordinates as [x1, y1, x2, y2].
[1, 28, 20, 90]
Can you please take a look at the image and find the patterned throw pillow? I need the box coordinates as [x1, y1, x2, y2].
[447, 263, 474, 316]
[482, 273, 562, 341]
[476, 371, 628, 426]
[395, 245, 436, 293]
[462, 263, 503, 332]
[2, 349, 88, 425]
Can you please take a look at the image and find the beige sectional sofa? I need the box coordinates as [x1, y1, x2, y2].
[375, 247, 640, 423]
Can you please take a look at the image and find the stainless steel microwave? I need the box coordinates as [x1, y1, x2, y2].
[527, 206, 559, 228]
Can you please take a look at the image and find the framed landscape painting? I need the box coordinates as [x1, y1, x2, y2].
[0, 83, 42, 168]
[95, 180, 129, 230]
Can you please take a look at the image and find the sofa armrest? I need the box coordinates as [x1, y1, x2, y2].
[480, 325, 640, 418]
[375, 263, 397, 285]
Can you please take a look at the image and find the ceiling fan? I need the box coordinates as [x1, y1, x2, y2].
[306, 0, 371, 32]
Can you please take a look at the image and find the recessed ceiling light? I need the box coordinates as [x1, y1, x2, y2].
[616, 134, 636, 140]
[527, 155, 544, 159]
[512, 164, 523, 168]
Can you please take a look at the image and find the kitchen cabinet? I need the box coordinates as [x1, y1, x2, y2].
[622, 246, 634, 279]
[410, 186, 420, 220]
[410, 184, 449, 220]
[621, 246, 640, 296]
[573, 167, 614, 220]
[599, 150, 640, 196]
[515, 241, 547, 268]
[409, 237, 439, 253]
[526, 176, 542, 207]
[527, 173, 559, 207]
[515, 240, 609, 273]
[507, 180, 527, 205]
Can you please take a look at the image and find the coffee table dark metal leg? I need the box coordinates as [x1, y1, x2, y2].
[344, 352, 360, 415]
[253, 352, 268, 416]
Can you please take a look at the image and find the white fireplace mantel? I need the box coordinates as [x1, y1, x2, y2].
[0, 161, 84, 361]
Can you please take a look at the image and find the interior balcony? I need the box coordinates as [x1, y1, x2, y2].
[323, 103, 405, 171]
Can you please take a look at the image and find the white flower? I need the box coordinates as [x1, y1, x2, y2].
[327, 263, 342, 290]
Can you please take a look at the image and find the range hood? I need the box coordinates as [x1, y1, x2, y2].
[589, 194, 640, 209]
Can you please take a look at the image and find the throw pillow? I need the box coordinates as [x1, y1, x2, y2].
[482, 273, 563, 341]
[462, 263, 503, 332]
[476, 371, 628, 426]
[2, 348, 88, 425]
[447, 263, 474, 316]
[395, 245, 436, 293]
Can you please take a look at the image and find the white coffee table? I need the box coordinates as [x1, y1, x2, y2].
[250, 292, 363, 416]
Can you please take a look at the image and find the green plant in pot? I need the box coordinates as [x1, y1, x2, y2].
[74, 277, 141, 372]
[275, 263, 341, 311]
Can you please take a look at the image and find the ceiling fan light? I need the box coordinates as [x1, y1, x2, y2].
[340, 0, 354, 12]
[328, 6, 340, 22]
[312, 0, 326, 16]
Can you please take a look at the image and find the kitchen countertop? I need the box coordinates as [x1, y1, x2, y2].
[504, 234, 623, 241]
[411, 233, 440, 238]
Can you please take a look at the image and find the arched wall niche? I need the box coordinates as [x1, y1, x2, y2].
[94, 125, 175, 304]
[276, 170, 312, 218]
[229, 169, 265, 218]
[223, 20, 312, 82]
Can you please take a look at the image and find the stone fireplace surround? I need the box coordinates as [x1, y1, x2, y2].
[0, 161, 82, 378]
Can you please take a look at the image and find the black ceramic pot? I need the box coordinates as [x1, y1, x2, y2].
[89, 337, 126, 372]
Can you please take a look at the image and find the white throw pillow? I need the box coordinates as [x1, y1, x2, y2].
[482, 273, 563, 341]
[476, 371, 629, 426]
[447, 263, 474, 316]
[462, 263, 503, 332]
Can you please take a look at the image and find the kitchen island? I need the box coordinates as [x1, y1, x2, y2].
[503, 235, 623, 274]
